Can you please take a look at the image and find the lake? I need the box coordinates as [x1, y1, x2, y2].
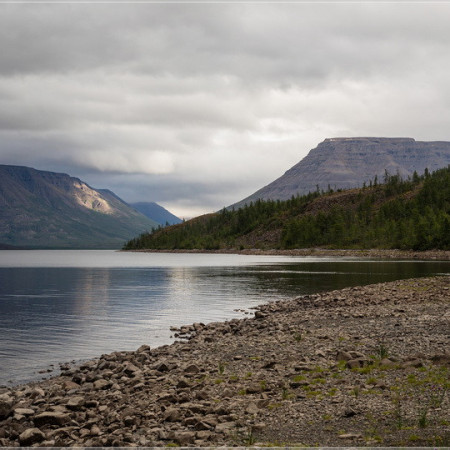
[0, 250, 449, 386]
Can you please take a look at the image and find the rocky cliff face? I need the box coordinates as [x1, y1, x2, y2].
[0, 165, 159, 249]
[233, 137, 450, 208]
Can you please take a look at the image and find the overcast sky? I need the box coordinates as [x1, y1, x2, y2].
[1, 2, 450, 218]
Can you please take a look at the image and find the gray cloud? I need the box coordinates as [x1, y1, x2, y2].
[1, 3, 450, 218]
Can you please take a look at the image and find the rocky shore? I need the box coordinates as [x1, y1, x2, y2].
[0, 276, 449, 447]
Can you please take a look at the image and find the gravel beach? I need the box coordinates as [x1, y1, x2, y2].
[0, 275, 449, 447]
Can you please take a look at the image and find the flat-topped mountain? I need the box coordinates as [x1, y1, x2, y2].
[0, 165, 159, 249]
[233, 137, 450, 208]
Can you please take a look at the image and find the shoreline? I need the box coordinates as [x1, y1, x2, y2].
[0, 275, 449, 447]
[127, 247, 450, 261]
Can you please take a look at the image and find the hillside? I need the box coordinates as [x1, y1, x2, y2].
[130, 202, 182, 226]
[124, 166, 450, 251]
[0, 165, 159, 249]
[232, 137, 450, 209]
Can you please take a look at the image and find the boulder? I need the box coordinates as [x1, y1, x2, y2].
[163, 408, 182, 422]
[19, 428, 46, 446]
[93, 379, 111, 390]
[0, 393, 14, 419]
[173, 431, 196, 446]
[66, 396, 85, 410]
[33, 411, 70, 427]
[184, 364, 200, 374]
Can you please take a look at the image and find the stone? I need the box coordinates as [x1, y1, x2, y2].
[33, 411, 71, 427]
[19, 428, 46, 445]
[430, 353, 450, 366]
[14, 407, 35, 416]
[0, 393, 14, 419]
[173, 431, 196, 446]
[156, 362, 169, 372]
[177, 378, 190, 389]
[215, 421, 236, 433]
[343, 408, 357, 417]
[196, 430, 212, 440]
[137, 344, 151, 353]
[123, 363, 141, 377]
[124, 415, 137, 427]
[346, 358, 367, 369]
[402, 358, 423, 368]
[62, 380, 80, 390]
[379, 358, 396, 367]
[66, 396, 85, 410]
[338, 433, 362, 439]
[246, 382, 262, 394]
[93, 379, 111, 390]
[30, 388, 45, 398]
[163, 408, 182, 422]
[246, 402, 259, 415]
[290, 380, 309, 388]
[336, 350, 352, 361]
[184, 364, 200, 374]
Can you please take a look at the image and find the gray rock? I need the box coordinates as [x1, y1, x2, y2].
[0, 393, 14, 419]
[33, 411, 71, 427]
[156, 362, 169, 372]
[19, 428, 46, 445]
[336, 351, 352, 362]
[254, 311, 268, 319]
[215, 421, 236, 433]
[173, 431, 196, 446]
[14, 407, 35, 416]
[66, 395, 85, 410]
[196, 430, 212, 440]
[177, 378, 190, 389]
[123, 363, 141, 377]
[93, 379, 111, 390]
[163, 408, 182, 422]
[184, 364, 200, 374]
[346, 358, 367, 369]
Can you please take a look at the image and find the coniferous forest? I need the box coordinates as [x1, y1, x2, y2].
[124, 166, 450, 251]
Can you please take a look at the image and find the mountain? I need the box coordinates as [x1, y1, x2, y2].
[130, 202, 182, 226]
[124, 166, 450, 251]
[232, 137, 450, 209]
[0, 165, 159, 249]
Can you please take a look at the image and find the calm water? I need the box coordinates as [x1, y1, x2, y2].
[0, 250, 449, 385]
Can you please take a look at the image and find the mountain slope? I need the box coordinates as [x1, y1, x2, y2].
[130, 202, 182, 226]
[0, 165, 159, 249]
[124, 166, 450, 251]
[232, 137, 450, 209]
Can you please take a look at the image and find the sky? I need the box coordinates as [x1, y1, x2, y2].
[1, 2, 450, 219]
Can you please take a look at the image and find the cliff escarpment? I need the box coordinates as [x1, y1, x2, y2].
[233, 137, 450, 208]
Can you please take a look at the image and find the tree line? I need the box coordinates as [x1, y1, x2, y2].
[124, 166, 450, 251]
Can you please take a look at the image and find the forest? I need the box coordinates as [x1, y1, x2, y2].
[124, 166, 450, 251]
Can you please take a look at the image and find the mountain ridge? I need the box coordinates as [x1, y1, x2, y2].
[130, 202, 182, 226]
[0, 164, 159, 249]
[232, 137, 450, 209]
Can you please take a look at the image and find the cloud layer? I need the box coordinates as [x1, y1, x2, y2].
[1, 3, 450, 218]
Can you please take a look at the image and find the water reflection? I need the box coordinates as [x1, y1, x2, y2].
[0, 252, 448, 385]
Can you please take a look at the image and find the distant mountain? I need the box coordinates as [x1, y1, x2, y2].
[130, 202, 182, 226]
[232, 137, 450, 209]
[0, 165, 159, 249]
